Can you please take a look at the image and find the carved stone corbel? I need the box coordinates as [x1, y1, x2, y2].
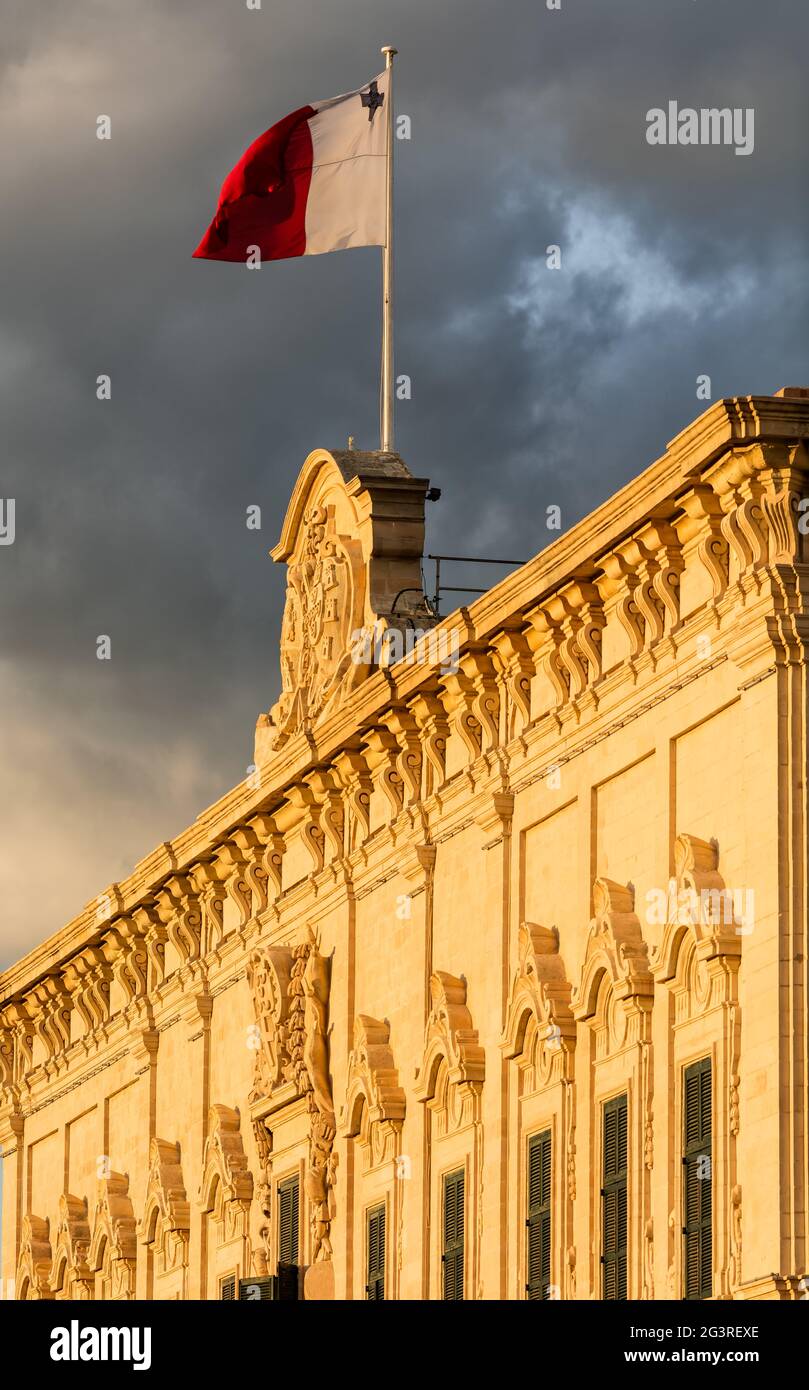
[459, 649, 501, 753]
[475, 790, 514, 850]
[332, 747, 373, 848]
[408, 690, 449, 796]
[230, 824, 268, 918]
[489, 626, 535, 738]
[287, 785, 326, 875]
[596, 553, 646, 662]
[213, 842, 254, 931]
[439, 667, 484, 763]
[383, 707, 423, 807]
[247, 814, 285, 902]
[106, 917, 149, 1007]
[636, 521, 685, 643]
[28, 975, 72, 1068]
[305, 769, 346, 863]
[0, 1013, 16, 1094]
[186, 866, 223, 957]
[709, 446, 771, 589]
[6, 1001, 34, 1084]
[523, 604, 570, 717]
[131, 903, 167, 993]
[363, 728, 404, 819]
[758, 440, 809, 565]
[675, 484, 729, 602]
[65, 947, 112, 1040]
[158, 874, 205, 963]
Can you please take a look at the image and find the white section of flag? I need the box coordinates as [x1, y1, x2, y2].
[305, 69, 388, 256]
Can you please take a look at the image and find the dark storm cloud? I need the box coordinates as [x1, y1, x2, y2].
[1, 0, 807, 961]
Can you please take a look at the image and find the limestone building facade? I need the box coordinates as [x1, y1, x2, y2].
[2, 390, 809, 1301]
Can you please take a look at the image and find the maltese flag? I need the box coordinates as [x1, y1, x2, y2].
[193, 71, 388, 263]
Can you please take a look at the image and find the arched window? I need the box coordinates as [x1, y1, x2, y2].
[572, 880, 653, 1300]
[651, 834, 742, 1300]
[198, 1105, 253, 1300]
[138, 1138, 190, 1300]
[49, 1194, 93, 1300]
[501, 923, 575, 1300]
[88, 1171, 137, 1300]
[414, 972, 485, 1300]
[15, 1214, 52, 1301]
[340, 1015, 405, 1300]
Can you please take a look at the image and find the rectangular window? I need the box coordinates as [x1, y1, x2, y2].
[601, 1094, 627, 1300]
[219, 1274, 236, 1301]
[366, 1203, 386, 1300]
[526, 1130, 552, 1299]
[442, 1168, 465, 1301]
[278, 1174, 300, 1268]
[683, 1057, 712, 1300]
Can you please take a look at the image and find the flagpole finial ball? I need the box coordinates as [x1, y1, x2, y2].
[381, 46, 398, 60]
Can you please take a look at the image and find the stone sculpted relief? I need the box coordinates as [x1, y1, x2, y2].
[262, 506, 356, 750]
[248, 927, 337, 1266]
[253, 449, 432, 761]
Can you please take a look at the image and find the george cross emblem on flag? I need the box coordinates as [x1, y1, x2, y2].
[360, 80, 384, 122]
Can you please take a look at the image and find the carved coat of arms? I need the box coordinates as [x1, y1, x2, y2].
[263, 506, 355, 749]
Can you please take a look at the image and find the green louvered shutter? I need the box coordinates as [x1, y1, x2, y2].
[526, 1130, 552, 1299]
[366, 1204, 386, 1300]
[238, 1275, 274, 1300]
[683, 1057, 712, 1300]
[601, 1094, 627, 1300]
[442, 1169, 465, 1300]
[278, 1175, 300, 1268]
[219, 1274, 236, 1301]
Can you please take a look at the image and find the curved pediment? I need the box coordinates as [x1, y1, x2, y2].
[502, 922, 574, 1062]
[50, 1193, 92, 1299]
[256, 448, 434, 756]
[139, 1138, 190, 1244]
[17, 1213, 52, 1300]
[198, 1104, 253, 1212]
[652, 833, 743, 982]
[415, 972, 485, 1103]
[342, 1014, 406, 1138]
[572, 879, 653, 1022]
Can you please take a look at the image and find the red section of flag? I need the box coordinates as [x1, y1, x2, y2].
[193, 105, 316, 263]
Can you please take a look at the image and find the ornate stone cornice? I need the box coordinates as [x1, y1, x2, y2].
[2, 393, 809, 1091]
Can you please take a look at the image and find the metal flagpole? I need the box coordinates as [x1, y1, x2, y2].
[380, 45, 397, 453]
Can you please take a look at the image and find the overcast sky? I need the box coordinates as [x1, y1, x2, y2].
[1, 0, 807, 966]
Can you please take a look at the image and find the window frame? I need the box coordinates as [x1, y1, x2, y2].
[682, 1056, 713, 1301]
[277, 1172, 300, 1270]
[441, 1167, 465, 1301]
[526, 1129, 552, 1300]
[601, 1092, 628, 1301]
[365, 1202, 386, 1301]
